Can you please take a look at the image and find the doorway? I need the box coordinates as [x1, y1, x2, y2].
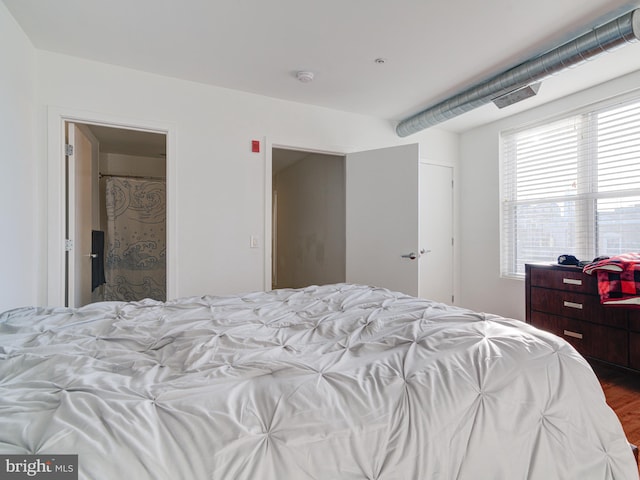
[268, 144, 454, 302]
[65, 122, 167, 307]
[271, 148, 345, 289]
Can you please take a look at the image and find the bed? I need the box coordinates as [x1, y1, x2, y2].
[0, 283, 637, 479]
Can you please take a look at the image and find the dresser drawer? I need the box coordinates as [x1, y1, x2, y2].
[529, 266, 597, 293]
[530, 286, 627, 328]
[628, 311, 640, 333]
[531, 312, 628, 365]
[630, 332, 640, 369]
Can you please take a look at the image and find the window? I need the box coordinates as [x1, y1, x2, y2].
[501, 95, 640, 278]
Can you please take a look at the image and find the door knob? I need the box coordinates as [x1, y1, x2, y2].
[401, 252, 418, 260]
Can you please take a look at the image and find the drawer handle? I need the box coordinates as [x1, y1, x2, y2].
[564, 330, 584, 340]
[563, 301, 583, 310]
[563, 278, 582, 286]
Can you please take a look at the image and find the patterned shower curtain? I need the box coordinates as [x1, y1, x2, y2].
[104, 176, 166, 302]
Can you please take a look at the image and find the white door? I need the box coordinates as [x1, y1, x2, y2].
[346, 144, 420, 296]
[419, 162, 454, 303]
[66, 123, 94, 307]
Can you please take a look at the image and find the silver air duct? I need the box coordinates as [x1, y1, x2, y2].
[396, 9, 640, 137]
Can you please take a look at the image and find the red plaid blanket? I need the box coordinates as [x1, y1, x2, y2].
[583, 253, 640, 307]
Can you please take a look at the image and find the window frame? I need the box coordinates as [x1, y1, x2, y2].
[500, 90, 640, 279]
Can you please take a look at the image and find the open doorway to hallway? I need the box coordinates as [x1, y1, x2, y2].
[271, 148, 345, 289]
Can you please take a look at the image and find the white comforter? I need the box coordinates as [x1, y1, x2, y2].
[0, 284, 636, 479]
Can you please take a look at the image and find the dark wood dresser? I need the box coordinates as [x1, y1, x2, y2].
[525, 263, 640, 370]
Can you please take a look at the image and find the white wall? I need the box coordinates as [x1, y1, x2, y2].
[100, 152, 166, 178]
[0, 3, 37, 312]
[458, 70, 640, 321]
[20, 50, 459, 307]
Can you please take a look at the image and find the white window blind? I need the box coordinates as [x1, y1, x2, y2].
[501, 95, 640, 278]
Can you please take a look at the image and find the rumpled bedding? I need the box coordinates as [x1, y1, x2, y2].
[0, 283, 637, 479]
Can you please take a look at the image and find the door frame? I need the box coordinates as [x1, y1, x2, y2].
[47, 106, 176, 306]
[264, 138, 358, 290]
[263, 138, 422, 293]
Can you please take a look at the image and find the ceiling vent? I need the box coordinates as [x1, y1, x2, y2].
[492, 82, 541, 109]
[396, 8, 640, 137]
[296, 71, 315, 83]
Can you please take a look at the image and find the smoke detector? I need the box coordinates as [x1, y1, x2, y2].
[296, 71, 314, 83]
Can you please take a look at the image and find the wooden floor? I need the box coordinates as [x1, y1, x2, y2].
[591, 360, 640, 449]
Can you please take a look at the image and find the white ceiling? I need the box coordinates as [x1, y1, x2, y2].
[4, 0, 640, 133]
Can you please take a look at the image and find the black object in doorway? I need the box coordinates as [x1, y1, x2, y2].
[91, 230, 106, 291]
